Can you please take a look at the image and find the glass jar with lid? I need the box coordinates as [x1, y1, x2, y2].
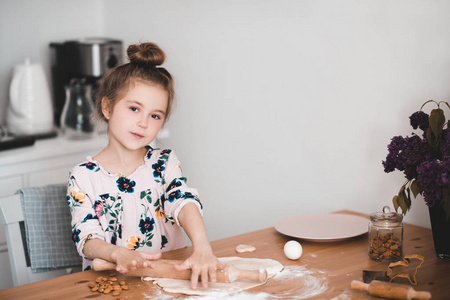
[368, 205, 403, 262]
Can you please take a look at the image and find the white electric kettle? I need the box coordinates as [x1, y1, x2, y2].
[6, 58, 54, 135]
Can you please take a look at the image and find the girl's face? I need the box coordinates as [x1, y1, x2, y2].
[103, 81, 168, 151]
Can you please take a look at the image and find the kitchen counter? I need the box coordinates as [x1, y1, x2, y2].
[0, 133, 108, 167]
[0, 210, 448, 299]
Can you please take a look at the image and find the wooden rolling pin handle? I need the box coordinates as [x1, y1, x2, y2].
[351, 280, 431, 300]
[93, 258, 267, 283]
[92, 258, 119, 271]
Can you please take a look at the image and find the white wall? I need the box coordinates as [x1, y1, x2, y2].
[2, 0, 450, 241]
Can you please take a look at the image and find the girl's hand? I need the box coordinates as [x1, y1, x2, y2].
[111, 247, 161, 273]
[176, 202, 222, 289]
[174, 249, 223, 289]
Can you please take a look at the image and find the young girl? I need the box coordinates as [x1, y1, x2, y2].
[67, 42, 220, 289]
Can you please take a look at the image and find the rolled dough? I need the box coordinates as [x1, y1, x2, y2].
[142, 256, 284, 296]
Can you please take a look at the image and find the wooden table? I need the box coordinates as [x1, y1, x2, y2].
[0, 210, 448, 299]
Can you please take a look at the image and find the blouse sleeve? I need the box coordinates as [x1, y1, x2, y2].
[67, 170, 106, 258]
[161, 150, 203, 224]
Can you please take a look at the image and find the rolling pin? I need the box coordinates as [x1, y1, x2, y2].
[93, 258, 268, 283]
[351, 280, 431, 300]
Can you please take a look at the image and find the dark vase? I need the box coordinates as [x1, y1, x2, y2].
[428, 205, 450, 260]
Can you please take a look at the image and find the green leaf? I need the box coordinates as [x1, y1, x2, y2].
[393, 183, 410, 215]
[404, 189, 412, 209]
[429, 109, 445, 140]
[410, 180, 423, 198]
[393, 195, 399, 212]
[399, 183, 406, 193]
[397, 191, 409, 215]
[140, 191, 146, 199]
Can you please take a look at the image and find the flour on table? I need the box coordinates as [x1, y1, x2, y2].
[235, 244, 256, 253]
[264, 265, 328, 299]
[142, 257, 284, 296]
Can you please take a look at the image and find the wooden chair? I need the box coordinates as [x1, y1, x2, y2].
[0, 193, 81, 287]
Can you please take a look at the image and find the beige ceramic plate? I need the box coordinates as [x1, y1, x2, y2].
[275, 213, 369, 242]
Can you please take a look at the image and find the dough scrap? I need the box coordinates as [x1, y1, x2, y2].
[143, 256, 284, 296]
[235, 244, 256, 253]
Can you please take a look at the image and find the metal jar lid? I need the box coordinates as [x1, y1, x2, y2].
[370, 205, 403, 227]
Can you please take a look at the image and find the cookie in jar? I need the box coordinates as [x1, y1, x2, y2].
[368, 205, 403, 262]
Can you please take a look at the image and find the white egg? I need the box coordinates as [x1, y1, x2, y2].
[284, 240, 303, 260]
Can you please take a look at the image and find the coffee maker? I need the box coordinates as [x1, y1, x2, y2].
[49, 38, 123, 126]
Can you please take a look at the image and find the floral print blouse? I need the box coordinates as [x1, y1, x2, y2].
[66, 147, 202, 270]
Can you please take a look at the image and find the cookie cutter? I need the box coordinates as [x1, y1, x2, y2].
[387, 254, 425, 285]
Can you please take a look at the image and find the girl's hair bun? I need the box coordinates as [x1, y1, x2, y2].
[127, 42, 166, 66]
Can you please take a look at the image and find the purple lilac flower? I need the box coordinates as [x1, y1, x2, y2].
[437, 158, 450, 187]
[441, 128, 450, 158]
[383, 136, 407, 173]
[405, 135, 432, 179]
[384, 104, 449, 211]
[416, 159, 450, 207]
[409, 111, 429, 131]
[382, 135, 431, 180]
